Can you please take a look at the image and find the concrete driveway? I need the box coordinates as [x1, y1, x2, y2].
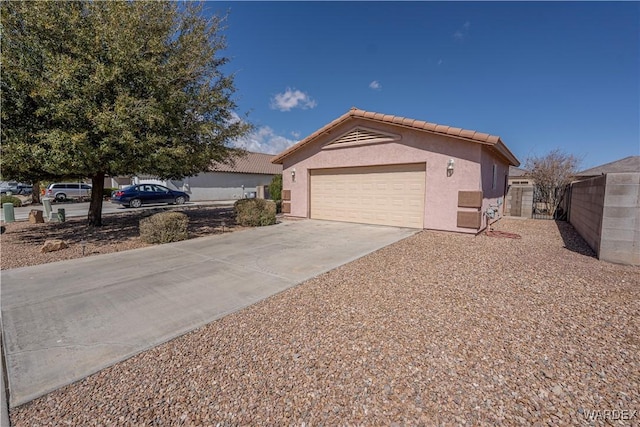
[1, 219, 417, 408]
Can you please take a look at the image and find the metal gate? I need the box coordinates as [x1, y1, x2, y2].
[532, 185, 570, 220]
[532, 186, 553, 219]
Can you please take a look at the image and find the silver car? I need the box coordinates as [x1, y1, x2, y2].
[45, 182, 92, 201]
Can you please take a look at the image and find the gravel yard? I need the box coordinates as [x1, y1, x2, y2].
[7, 218, 640, 426]
[0, 206, 241, 270]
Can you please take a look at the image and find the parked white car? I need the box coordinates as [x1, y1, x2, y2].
[45, 183, 92, 201]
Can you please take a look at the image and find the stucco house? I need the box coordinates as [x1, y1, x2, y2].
[505, 166, 535, 218]
[574, 155, 640, 180]
[271, 108, 520, 233]
[508, 166, 534, 186]
[110, 151, 282, 201]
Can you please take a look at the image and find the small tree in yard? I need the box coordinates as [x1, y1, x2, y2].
[1, 1, 250, 226]
[269, 174, 282, 201]
[526, 149, 580, 218]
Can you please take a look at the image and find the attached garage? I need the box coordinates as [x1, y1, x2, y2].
[272, 108, 520, 234]
[309, 164, 426, 228]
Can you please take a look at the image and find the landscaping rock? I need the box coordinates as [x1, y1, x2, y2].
[40, 239, 69, 253]
[28, 210, 45, 224]
[8, 218, 639, 426]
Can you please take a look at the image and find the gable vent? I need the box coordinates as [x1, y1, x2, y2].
[325, 127, 400, 148]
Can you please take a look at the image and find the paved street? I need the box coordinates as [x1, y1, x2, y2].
[0, 200, 234, 222]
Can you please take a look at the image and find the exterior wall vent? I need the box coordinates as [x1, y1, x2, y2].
[323, 127, 400, 149]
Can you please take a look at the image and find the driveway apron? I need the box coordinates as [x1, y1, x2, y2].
[1, 219, 417, 407]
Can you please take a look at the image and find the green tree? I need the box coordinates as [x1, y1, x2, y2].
[269, 174, 282, 201]
[1, 1, 250, 225]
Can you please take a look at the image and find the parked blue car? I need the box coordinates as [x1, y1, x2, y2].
[111, 184, 190, 208]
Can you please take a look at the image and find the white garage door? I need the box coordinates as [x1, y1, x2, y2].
[310, 163, 426, 228]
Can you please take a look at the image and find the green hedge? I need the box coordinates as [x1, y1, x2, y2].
[269, 174, 282, 201]
[234, 199, 276, 227]
[0, 195, 22, 207]
[103, 187, 118, 199]
[139, 211, 189, 244]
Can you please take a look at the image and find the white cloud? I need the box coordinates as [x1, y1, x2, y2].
[231, 126, 298, 155]
[369, 80, 382, 90]
[453, 21, 471, 41]
[437, 59, 443, 66]
[270, 88, 317, 112]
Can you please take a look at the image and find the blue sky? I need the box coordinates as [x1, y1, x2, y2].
[206, 2, 639, 170]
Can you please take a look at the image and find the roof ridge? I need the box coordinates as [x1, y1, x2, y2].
[272, 108, 519, 166]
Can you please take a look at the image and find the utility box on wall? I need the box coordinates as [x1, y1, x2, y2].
[281, 189, 291, 214]
[457, 190, 482, 229]
[456, 211, 482, 229]
[457, 191, 483, 208]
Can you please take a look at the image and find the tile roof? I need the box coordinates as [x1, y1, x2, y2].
[509, 166, 531, 177]
[211, 151, 282, 175]
[272, 107, 520, 166]
[576, 155, 640, 177]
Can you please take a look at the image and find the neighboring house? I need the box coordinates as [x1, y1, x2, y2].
[505, 166, 535, 218]
[271, 108, 520, 233]
[109, 152, 282, 201]
[507, 166, 534, 186]
[574, 155, 640, 180]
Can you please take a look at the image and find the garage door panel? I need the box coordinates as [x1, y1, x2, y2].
[310, 164, 425, 228]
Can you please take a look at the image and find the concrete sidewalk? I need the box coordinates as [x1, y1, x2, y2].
[1, 219, 417, 408]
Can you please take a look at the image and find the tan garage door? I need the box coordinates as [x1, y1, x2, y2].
[310, 163, 426, 228]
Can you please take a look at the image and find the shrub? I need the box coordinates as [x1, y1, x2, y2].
[103, 187, 118, 199]
[139, 211, 189, 244]
[234, 199, 276, 227]
[269, 174, 282, 201]
[1, 195, 22, 207]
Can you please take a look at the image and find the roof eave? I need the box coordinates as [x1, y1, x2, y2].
[494, 139, 521, 167]
[271, 109, 356, 164]
[272, 108, 520, 166]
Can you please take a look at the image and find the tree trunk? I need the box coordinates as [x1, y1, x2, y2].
[88, 172, 105, 226]
[31, 181, 41, 204]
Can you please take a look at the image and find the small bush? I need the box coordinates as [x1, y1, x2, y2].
[1, 195, 22, 207]
[234, 199, 276, 227]
[103, 187, 117, 199]
[139, 211, 189, 244]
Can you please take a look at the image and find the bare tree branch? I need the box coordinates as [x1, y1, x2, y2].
[526, 149, 581, 218]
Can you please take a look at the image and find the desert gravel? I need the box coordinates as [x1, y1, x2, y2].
[0, 205, 240, 270]
[7, 218, 640, 426]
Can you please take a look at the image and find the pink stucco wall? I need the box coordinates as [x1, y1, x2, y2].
[479, 147, 510, 230]
[282, 118, 510, 233]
